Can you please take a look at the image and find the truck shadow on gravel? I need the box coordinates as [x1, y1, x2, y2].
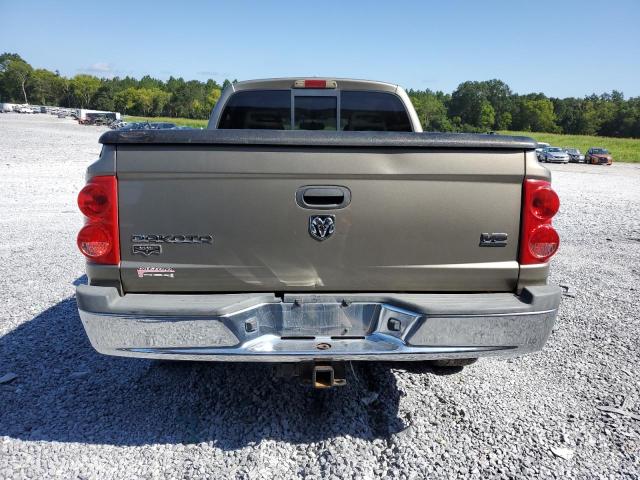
[0, 288, 413, 448]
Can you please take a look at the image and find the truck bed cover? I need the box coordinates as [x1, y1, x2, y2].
[99, 130, 537, 150]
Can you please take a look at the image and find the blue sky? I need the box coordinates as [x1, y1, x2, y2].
[1, 0, 639, 97]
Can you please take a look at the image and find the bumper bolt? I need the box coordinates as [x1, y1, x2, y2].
[245, 319, 258, 333]
[388, 318, 402, 332]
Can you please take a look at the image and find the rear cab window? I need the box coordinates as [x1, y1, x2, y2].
[218, 89, 412, 132]
[217, 90, 291, 129]
[340, 91, 411, 131]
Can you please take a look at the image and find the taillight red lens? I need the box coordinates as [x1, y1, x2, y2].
[531, 186, 560, 220]
[76, 175, 119, 265]
[78, 184, 110, 218]
[77, 224, 112, 258]
[528, 224, 560, 259]
[520, 179, 560, 264]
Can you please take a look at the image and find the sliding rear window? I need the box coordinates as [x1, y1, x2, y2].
[340, 91, 411, 132]
[218, 89, 412, 131]
[217, 90, 291, 129]
[294, 96, 337, 131]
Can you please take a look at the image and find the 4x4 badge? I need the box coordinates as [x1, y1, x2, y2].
[132, 244, 162, 256]
[309, 215, 335, 241]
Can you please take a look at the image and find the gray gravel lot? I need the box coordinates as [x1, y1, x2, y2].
[0, 113, 638, 479]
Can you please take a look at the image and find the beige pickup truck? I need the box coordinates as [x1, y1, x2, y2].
[75, 78, 561, 387]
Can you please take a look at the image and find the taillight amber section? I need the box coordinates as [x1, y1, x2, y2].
[520, 179, 560, 264]
[76, 175, 119, 265]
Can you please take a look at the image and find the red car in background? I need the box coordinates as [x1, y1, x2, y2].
[585, 148, 613, 165]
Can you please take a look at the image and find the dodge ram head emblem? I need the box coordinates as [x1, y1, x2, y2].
[309, 215, 335, 241]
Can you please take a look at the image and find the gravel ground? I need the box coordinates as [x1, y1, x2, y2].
[0, 113, 638, 479]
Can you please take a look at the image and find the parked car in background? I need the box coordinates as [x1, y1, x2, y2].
[79, 113, 116, 126]
[109, 120, 127, 129]
[565, 148, 585, 163]
[585, 148, 613, 165]
[541, 147, 569, 163]
[535, 142, 550, 161]
[115, 121, 179, 131]
[1, 103, 16, 112]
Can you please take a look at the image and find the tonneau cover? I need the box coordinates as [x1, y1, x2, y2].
[99, 129, 537, 150]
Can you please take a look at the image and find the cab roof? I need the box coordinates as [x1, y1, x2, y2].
[229, 77, 401, 94]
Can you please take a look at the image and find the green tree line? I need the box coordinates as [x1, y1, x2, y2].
[409, 80, 640, 138]
[0, 53, 229, 119]
[2, 52, 639, 137]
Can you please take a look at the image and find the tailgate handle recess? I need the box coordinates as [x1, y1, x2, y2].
[296, 186, 351, 210]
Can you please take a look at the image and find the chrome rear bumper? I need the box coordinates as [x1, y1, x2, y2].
[76, 286, 561, 362]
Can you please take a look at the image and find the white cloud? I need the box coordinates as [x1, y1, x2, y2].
[88, 62, 113, 72]
[77, 62, 118, 78]
[196, 70, 220, 76]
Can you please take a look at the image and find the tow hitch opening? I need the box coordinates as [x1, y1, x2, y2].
[302, 362, 347, 389]
[313, 365, 335, 388]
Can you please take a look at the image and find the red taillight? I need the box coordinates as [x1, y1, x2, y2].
[528, 224, 560, 259]
[76, 175, 119, 265]
[292, 79, 337, 89]
[531, 186, 559, 220]
[77, 224, 112, 258]
[520, 179, 560, 264]
[78, 184, 110, 217]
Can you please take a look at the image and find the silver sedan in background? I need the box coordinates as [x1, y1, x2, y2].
[542, 147, 570, 163]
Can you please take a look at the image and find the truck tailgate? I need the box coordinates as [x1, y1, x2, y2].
[114, 142, 524, 293]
